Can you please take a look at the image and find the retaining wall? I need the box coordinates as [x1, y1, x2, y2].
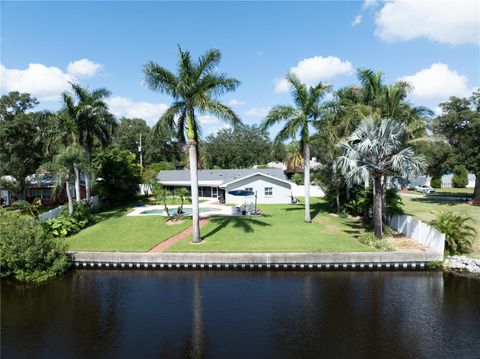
[389, 214, 445, 254]
[68, 250, 443, 271]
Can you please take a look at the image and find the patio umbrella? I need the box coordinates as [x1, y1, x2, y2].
[228, 190, 257, 212]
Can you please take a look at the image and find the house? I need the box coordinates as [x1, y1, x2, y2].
[26, 174, 87, 205]
[157, 168, 293, 204]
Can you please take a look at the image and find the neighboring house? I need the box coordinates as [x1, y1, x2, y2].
[157, 168, 293, 204]
[26, 174, 87, 205]
[0, 175, 17, 206]
[391, 173, 477, 189]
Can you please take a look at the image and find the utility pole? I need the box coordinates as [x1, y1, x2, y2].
[138, 133, 143, 172]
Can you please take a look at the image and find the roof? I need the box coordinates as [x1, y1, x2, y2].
[157, 168, 289, 187]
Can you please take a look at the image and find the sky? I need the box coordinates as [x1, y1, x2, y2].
[1, 0, 479, 137]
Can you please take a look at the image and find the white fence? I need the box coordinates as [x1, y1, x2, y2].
[38, 195, 100, 222]
[291, 183, 325, 197]
[39, 205, 64, 222]
[406, 174, 476, 188]
[389, 214, 445, 254]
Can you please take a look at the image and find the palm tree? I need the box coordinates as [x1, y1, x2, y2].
[39, 145, 87, 215]
[176, 187, 191, 213]
[337, 117, 425, 238]
[143, 46, 241, 243]
[62, 82, 117, 200]
[284, 141, 304, 172]
[262, 73, 331, 223]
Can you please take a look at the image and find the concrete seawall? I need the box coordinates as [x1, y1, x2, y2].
[68, 250, 443, 270]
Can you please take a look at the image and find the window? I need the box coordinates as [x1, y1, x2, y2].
[264, 187, 273, 196]
[31, 189, 51, 199]
[245, 187, 253, 193]
[212, 187, 218, 197]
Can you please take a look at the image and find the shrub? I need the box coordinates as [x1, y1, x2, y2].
[430, 176, 442, 188]
[44, 202, 94, 237]
[290, 173, 304, 185]
[358, 232, 393, 251]
[0, 209, 67, 283]
[430, 212, 477, 255]
[92, 147, 142, 205]
[452, 167, 468, 188]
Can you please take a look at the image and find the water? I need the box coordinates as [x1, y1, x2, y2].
[2, 270, 479, 358]
[140, 207, 219, 215]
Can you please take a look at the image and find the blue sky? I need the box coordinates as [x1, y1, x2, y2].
[1, 1, 479, 136]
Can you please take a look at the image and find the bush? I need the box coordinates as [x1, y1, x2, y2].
[290, 173, 304, 185]
[92, 147, 142, 205]
[0, 209, 67, 283]
[452, 167, 468, 188]
[359, 232, 393, 251]
[44, 202, 94, 237]
[430, 176, 442, 188]
[430, 212, 477, 255]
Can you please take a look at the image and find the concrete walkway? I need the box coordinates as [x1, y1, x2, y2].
[149, 218, 209, 253]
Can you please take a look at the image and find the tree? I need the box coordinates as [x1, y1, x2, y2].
[62, 82, 117, 200]
[143, 46, 241, 243]
[262, 73, 331, 223]
[337, 117, 425, 238]
[284, 141, 304, 172]
[0, 92, 46, 198]
[92, 147, 141, 205]
[0, 209, 67, 283]
[39, 145, 87, 215]
[113, 117, 151, 164]
[150, 182, 174, 220]
[175, 187, 190, 213]
[435, 91, 480, 200]
[203, 125, 275, 168]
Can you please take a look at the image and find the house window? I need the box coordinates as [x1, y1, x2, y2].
[212, 187, 218, 197]
[32, 189, 51, 199]
[245, 187, 253, 193]
[264, 187, 273, 196]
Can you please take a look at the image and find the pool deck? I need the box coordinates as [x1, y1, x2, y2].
[67, 250, 443, 271]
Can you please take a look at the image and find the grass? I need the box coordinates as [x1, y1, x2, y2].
[401, 196, 480, 257]
[66, 203, 192, 252]
[427, 187, 474, 198]
[168, 199, 375, 253]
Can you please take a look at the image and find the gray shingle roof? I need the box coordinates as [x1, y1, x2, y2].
[157, 168, 288, 186]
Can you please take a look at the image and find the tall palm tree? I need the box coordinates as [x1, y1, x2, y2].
[62, 83, 117, 200]
[143, 46, 241, 243]
[284, 141, 304, 172]
[337, 117, 425, 238]
[262, 73, 331, 223]
[39, 145, 87, 215]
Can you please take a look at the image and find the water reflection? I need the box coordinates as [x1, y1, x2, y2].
[2, 271, 479, 358]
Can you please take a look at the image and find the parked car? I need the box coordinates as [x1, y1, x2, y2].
[415, 185, 435, 194]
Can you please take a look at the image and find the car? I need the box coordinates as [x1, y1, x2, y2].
[415, 185, 435, 194]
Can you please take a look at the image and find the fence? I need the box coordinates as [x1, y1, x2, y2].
[38, 195, 100, 222]
[291, 184, 325, 197]
[39, 205, 64, 222]
[389, 214, 445, 254]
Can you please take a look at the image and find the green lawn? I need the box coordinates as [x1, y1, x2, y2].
[427, 187, 474, 198]
[67, 204, 192, 252]
[402, 196, 480, 257]
[168, 199, 375, 253]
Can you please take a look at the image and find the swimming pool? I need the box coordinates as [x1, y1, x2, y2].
[139, 207, 220, 215]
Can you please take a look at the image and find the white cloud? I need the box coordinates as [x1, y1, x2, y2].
[107, 97, 169, 127]
[399, 63, 469, 103]
[274, 56, 353, 93]
[352, 15, 363, 27]
[0, 63, 73, 101]
[375, 0, 480, 46]
[67, 58, 102, 77]
[228, 99, 245, 107]
[0, 58, 102, 102]
[362, 0, 377, 10]
[198, 115, 221, 126]
[245, 107, 270, 117]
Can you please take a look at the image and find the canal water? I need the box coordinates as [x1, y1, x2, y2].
[2, 270, 479, 358]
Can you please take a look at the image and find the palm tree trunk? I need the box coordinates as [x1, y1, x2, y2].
[303, 143, 311, 223]
[373, 175, 383, 238]
[189, 141, 202, 243]
[382, 173, 387, 223]
[74, 165, 81, 203]
[65, 181, 74, 215]
[85, 173, 91, 201]
[474, 172, 480, 201]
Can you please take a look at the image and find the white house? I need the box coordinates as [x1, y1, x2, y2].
[157, 168, 293, 204]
